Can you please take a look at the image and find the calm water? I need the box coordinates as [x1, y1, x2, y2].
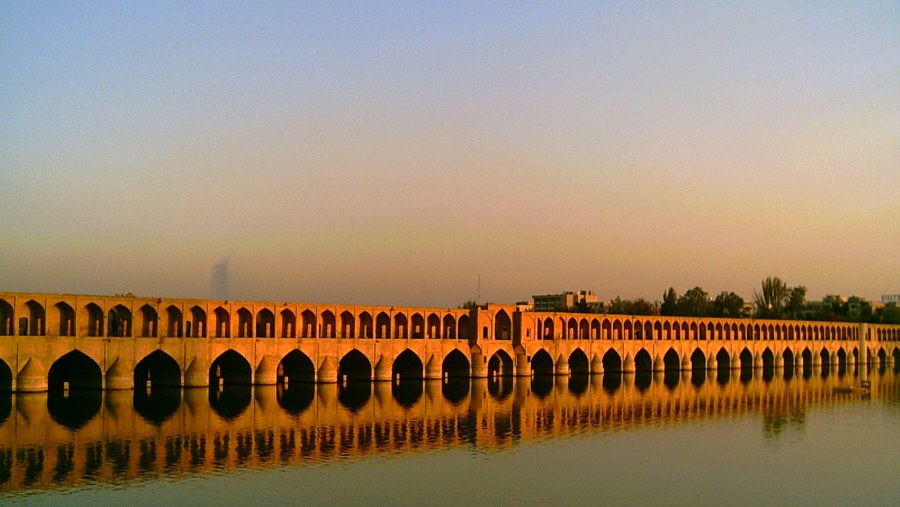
[1, 365, 898, 506]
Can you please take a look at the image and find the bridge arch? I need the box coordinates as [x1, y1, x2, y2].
[427, 313, 440, 339]
[411, 313, 424, 339]
[17, 300, 45, 336]
[49, 350, 102, 391]
[443, 314, 456, 339]
[108, 304, 131, 337]
[213, 307, 230, 338]
[301, 309, 316, 338]
[81, 302, 103, 337]
[531, 349, 554, 375]
[0, 359, 11, 391]
[393, 313, 408, 339]
[321, 310, 336, 338]
[339, 349, 372, 382]
[488, 349, 514, 377]
[442, 349, 470, 378]
[165, 305, 183, 337]
[393, 349, 424, 380]
[340, 310, 355, 338]
[134, 350, 181, 387]
[55, 301, 75, 336]
[188, 305, 206, 337]
[375, 312, 390, 338]
[634, 349, 652, 372]
[210, 349, 252, 385]
[359, 311, 373, 338]
[602, 349, 622, 372]
[664, 348, 681, 370]
[279, 350, 315, 383]
[569, 348, 589, 373]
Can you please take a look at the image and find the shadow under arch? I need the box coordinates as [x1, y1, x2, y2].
[47, 350, 103, 430]
[488, 350, 514, 377]
[134, 386, 181, 426]
[634, 349, 653, 392]
[690, 349, 706, 387]
[338, 350, 372, 413]
[442, 349, 470, 379]
[0, 359, 11, 392]
[601, 349, 623, 393]
[279, 350, 316, 384]
[392, 349, 424, 408]
[277, 382, 315, 415]
[210, 349, 252, 386]
[134, 350, 182, 387]
[661, 349, 680, 389]
[442, 377, 470, 405]
[569, 347, 590, 395]
[531, 349, 553, 376]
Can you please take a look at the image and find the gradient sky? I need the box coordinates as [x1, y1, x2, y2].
[1, 1, 898, 307]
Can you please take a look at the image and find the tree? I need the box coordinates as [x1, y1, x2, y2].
[678, 286, 710, 317]
[712, 291, 745, 318]
[785, 286, 807, 318]
[660, 287, 679, 316]
[753, 277, 789, 319]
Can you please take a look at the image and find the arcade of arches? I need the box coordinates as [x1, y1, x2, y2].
[1, 292, 898, 392]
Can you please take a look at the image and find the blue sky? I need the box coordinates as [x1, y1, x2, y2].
[1, 1, 897, 306]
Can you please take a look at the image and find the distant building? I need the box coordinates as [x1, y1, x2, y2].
[515, 300, 534, 312]
[882, 294, 900, 306]
[532, 290, 599, 312]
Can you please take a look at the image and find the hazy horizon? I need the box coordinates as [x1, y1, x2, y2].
[2, 2, 897, 307]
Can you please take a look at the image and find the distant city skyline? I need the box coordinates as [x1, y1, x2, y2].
[2, 2, 897, 307]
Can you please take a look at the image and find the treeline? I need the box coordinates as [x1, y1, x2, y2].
[568, 276, 899, 324]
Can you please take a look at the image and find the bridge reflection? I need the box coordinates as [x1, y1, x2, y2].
[0, 367, 897, 493]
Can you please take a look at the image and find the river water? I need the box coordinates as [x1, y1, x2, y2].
[1, 365, 898, 506]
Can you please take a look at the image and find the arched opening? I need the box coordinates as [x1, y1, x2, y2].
[663, 348, 682, 388]
[820, 348, 832, 377]
[530, 349, 554, 376]
[458, 314, 471, 340]
[634, 349, 652, 391]
[237, 308, 253, 338]
[301, 310, 317, 338]
[279, 350, 315, 384]
[893, 348, 900, 374]
[375, 312, 390, 338]
[134, 350, 181, 387]
[690, 349, 706, 386]
[542, 317, 555, 340]
[133, 352, 181, 425]
[49, 350, 102, 391]
[427, 313, 440, 338]
[761, 348, 775, 382]
[0, 359, 12, 392]
[138, 304, 157, 338]
[495, 310, 511, 340]
[166, 305, 183, 337]
[84, 303, 104, 337]
[837, 348, 848, 377]
[634, 349, 652, 372]
[391, 350, 423, 407]
[256, 309, 275, 338]
[340, 311, 356, 338]
[783, 348, 795, 381]
[210, 350, 252, 386]
[280, 309, 296, 338]
[338, 350, 371, 413]
[569, 348, 589, 374]
[214, 307, 230, 338]
[442, 349, 470, 378]
[393, 314, 408, 339]
[739, 348, 753, 383]
[55, 302, 75, 337]
[107, 304, 131, 337]
[19, 300, 46, 336]
[487, 350, 515, 400]
[602, 349, 623, 372]
[339, 349, 372, 382]
[0, 299, 12, 335]
[47, 350, 103, 430]
[715, 348, 731, 385]
[359, 311, 373, 338]
[443, 314, 457, 339]
[189, 306, 206, 338]
[392, 349, 424, 380]
[410, 313, 424, 339]
[488, 350, 514, 377]
[321, 310, 336, 338]
[801, 348, 813, 378]
[568, 348, 590, 394]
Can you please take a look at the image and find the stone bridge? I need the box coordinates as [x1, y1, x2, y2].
[1, 292, 898, 392]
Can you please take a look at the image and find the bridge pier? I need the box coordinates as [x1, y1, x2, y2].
[590, 354, 604, 374]
[317, 357, 338, 383]
[516, 355, 531, 376]
[554, 354, 570, 376]
[706, 356, 717, 370]
[623, 354, 635, 374]
[424, 355, 442, 380]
